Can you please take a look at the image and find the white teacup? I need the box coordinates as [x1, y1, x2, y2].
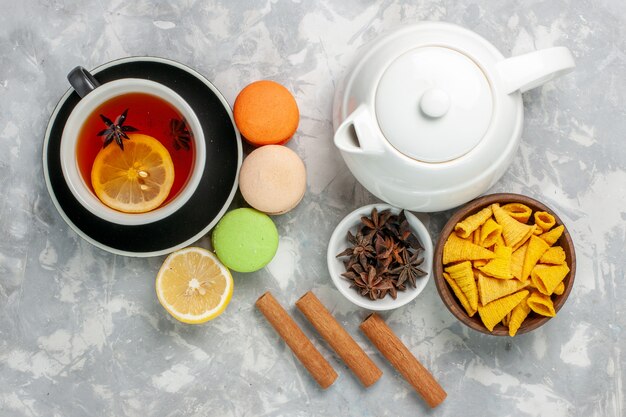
[61, 67, 206, 226]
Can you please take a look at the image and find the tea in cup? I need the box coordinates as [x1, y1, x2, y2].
[61, 67, 206, 225]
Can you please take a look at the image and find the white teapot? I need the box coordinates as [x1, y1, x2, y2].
[332, 22, 574, 212]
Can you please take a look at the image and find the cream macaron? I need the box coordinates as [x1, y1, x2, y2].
[239, 145, 306, 215]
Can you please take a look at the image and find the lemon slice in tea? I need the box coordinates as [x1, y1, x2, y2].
[91, 133, 175, 213]
[156, 247, 234, 324]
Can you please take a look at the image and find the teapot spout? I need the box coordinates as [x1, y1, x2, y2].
[497, 47, 575, 94]
[334, 105, 386, 155]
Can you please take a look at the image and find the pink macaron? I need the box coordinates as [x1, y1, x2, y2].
[238, 145, 306, 215]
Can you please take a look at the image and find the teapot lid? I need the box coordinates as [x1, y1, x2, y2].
[375, 46, 493, 162]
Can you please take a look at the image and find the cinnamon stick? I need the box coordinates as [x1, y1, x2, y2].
[296, 291, 382, 387]
[360, 313, 447, 408]
[256, 291, 337, 389]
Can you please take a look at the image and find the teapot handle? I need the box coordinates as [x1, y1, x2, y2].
[497, 47, 575, 94]
[334, 105, 385, 155]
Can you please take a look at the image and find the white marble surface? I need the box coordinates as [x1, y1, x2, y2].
[1, 1, 625, 416]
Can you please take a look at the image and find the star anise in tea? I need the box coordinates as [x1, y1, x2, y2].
[170, 118, 192, 151]
[337, 208, 427, 301]
[97, 108, 138, 150]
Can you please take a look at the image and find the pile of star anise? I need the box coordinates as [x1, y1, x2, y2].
[337, 208, 426, 301]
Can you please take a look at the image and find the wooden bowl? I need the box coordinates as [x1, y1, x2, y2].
[433, 193, 576, 336]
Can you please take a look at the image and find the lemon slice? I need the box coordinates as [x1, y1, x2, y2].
[156, 247, 233, 324]
[91, 133, 175, 213]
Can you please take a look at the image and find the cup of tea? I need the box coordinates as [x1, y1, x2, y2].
[60, 66, 206, 225]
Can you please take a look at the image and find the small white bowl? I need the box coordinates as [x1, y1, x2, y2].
[327, 203, 432, 311]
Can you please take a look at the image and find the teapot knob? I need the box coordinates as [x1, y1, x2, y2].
[420, 88, 450, 118]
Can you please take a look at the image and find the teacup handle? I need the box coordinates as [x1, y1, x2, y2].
[497, 47, 575, 94]
[67, 66, 101, 98]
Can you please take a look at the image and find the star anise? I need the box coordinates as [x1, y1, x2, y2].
[170, 118, 192, 151]
[342, 256, 366, 276]
[374, 234, 403, 270]
[337, 208, 427, 301]
[386, 211, 410, 241]
[340, 259, 365, 282]
[352, 265, 395, 300]
[378, 280, 398, 300]
[389, 248, 426, 288]
[360, 208, 393, 240]
[336, 230, 374, 267]
[387, 211, 424, 251]
[96, 108, 138, 150]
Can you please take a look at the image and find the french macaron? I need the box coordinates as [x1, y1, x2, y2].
[233, 80, 299, 146]
[211, 208, 279, 273]
[239, 145, 306, 215]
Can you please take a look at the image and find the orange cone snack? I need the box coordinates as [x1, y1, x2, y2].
[454, 207, 493, 238]
[443, 233, 495, 265]
[477, 272, 528, 306]
[478, 290, 529, 332]
[508, 293, 531, 337]
[492, 204, 536, 250]
[501, 203, 533, 223]
[521, 236, 550, 281]
[539, 246, 566, 265]
[445, 261, 478, 312]
[443, 272, 477, 317]
[478, 244, 513, 279]
[510, 242, 529, 280]
[534, 211, 556, 233]
[553, 281, 565, 295]
[479, 218, 503, 248]
[527, 291, 556, 317]
[531, 264, 570, 296]
[539, 225, 564, 246]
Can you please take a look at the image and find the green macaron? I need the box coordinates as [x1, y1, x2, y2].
[212, 208, 279, 273]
